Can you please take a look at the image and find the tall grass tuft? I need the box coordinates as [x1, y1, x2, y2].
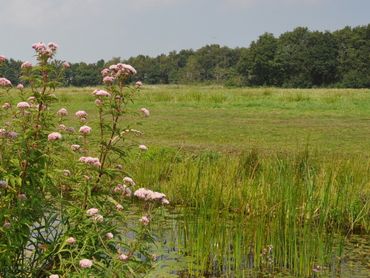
[128, 148, 369, 276]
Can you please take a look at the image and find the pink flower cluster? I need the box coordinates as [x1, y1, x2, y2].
[48, 132, 62, 141]
[103, 76, 114, 84]
[21, 61, 32, 69]
[17, 102, 30, 109]
[79, 125, 92, 135]
[2, 102, 11, 109]
[79, 156, 101, 167]
[57, 108, 68, 117]
[101, 63, 137, 81]
[63, 61, 70, 68]
[139, 144, 148, 151]
[75, 110, 87, 120]
[66, 237, 76, 244]
[32, 42, 58, 58]
[123, 176, 136, 186]
[79, 258, 93, 268]
[93, 89, 111, 97]
[134, 188, 169, 204]
[140, 215, 150, 225]
[86, 208, 99, 216]
[140, 108, 150, 117]
[0, 129, 17, 139]
[16, 84, 24, 90]
[0, 55, 6, 63]
[0, 78, 12, 87]
[71, 144, 81, 151]
[113, 184, 132, 197]
[118, 253, 129, 261]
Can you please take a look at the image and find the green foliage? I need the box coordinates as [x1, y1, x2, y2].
[0, 44, 164, 277]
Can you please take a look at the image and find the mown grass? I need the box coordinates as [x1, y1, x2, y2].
[54, 85, 370, 154]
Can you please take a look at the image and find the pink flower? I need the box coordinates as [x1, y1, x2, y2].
[0, 129, 6, 138]
[47, 42, 58, 51]
[28, 96, 36, 102]
[116, 204, 123, 211]
[109, 64, 118, 71]
[139, 144, 148, 151]
[0, 78, 12, 87]
[118, 253, 129, 261]
[91, 214, 104, 223]
[93, 89, 111, 97]
[48, 132, 62, 141]
[16, 102, 30, 109]
[71, 144, 80, 151]
[66, 127, 75, 133]
[0, 180, 7, 188]
[139, 216, 150, 226]
[134, 188, 168, 203]
[57, 108, 68, 117]
[0, 55, 6, 63]
[75, 110, 88, 119]
[3, 221, 11, 228]
[123, 177, 135, 186]
[66, 237, 76, 244]
[7, 131, 17, 139]
[134, 188, 151, 200]
[21, 61, 32, 69]
[63, 61, 70, 68]
[119, 63, 137, 75]
[63, 169, 71, 176]
[2, 103, 11, 109]
[79, 156, 101, 167]
[161, 198, 170, 205]
[101, 68, 110, 77]
[79, 258, 93, 268]
[106, 232, 114, 239]
[95, 99, 103, 106]
[18, 193, 27, 201]
[59, 124, 66, 130]
[86, 208, 99, 216]
[32, 42, 46, 52]
[113, 184, 124, 193]
[79, 125, 92, 135]
[140, 108, 150, 117]
[16, 84, 24, 90]
[103, 76, 114, 84]
[49, 275, 59, 278]
[135, 81, 143, 87]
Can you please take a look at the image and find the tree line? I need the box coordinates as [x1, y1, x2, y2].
[1, 24, 369, 88]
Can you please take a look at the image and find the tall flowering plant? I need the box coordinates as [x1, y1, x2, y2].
[0, 44, 168, 277]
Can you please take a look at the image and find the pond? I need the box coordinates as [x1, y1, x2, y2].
[147, 207, 370, 278]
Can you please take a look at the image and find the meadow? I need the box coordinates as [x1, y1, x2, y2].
[56, 85, 370, 154]
[49, 86, 369, 277]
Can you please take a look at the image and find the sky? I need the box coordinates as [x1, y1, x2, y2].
[0, 0, 369, 63]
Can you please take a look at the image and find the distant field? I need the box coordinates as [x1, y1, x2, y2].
[54, 85, 370, 155]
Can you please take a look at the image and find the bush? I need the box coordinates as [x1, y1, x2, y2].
[0, 43, 168, 277]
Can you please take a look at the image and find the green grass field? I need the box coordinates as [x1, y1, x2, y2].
[55, 85, 370, 155]
[50, 85, 369, 276]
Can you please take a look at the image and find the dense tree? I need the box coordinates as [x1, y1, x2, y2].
[1, 24, 369, 88]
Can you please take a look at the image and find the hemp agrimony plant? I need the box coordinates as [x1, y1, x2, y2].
[0, 43, 168, 277]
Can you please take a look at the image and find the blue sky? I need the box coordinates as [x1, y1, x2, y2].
[0, 0, 369, 62]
